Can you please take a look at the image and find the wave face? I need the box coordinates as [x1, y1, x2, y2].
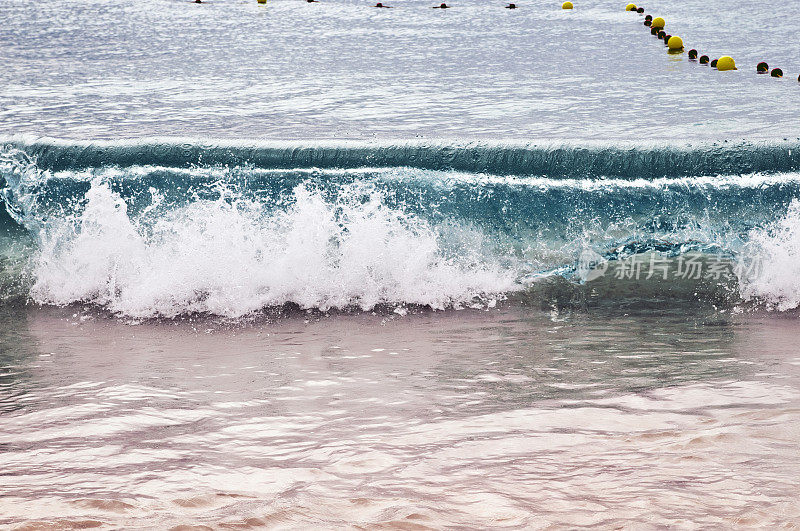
[4, 137, 800, 178]
[3, 138, 800, 317]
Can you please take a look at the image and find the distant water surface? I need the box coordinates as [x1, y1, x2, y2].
[0, 0, 799, 140]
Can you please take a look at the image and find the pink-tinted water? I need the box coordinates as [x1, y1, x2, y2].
[1, 305, 799, 528]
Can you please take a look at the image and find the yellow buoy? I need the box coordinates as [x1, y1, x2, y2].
[651, 16, 665, 29]
[562, 1, 573, 8]
[257, 0, 266, 3]
[717, 56, 737, 71]
[667, 36, 684, 51]
[625, 3, 636, 10]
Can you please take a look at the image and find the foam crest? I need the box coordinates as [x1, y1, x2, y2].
[30, 180, 518, 317]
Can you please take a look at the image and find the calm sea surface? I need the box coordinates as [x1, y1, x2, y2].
[1, 0, 799, 141]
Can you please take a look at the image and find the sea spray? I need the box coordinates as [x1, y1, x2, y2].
[738, 199, 800, 311]
[30, 179, 518, 317]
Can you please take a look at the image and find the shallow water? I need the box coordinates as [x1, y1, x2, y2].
[1, 305, 800, 528]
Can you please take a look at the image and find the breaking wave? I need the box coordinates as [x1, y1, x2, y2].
[2, 137, 800, 317]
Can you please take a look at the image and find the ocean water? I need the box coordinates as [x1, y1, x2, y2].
[1, 0, 799, 140]
[2, 0, 800, 527]
[2, 306, 800, 528]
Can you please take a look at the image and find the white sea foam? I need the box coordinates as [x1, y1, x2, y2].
[738, 199, 800, 311]
[30, 179, 519, 317]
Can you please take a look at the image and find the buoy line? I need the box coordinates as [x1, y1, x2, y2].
[249, 0, 797, 81]
[626, 4, 794, 80]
